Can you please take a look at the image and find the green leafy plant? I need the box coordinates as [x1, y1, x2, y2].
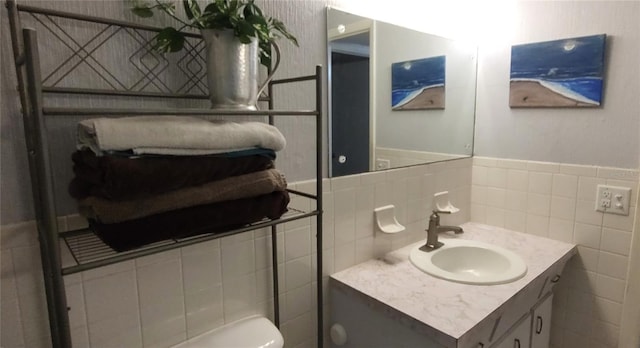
[131, 0, 299, 68]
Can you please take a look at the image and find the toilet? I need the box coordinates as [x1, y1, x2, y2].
[172, 316, 284, 348]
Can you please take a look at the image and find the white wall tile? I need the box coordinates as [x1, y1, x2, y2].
[507, 169, 529, 191]
[221, 239, 255, 279]
[330, 174, 360, 191]
[472, 165, 488, 186]
[550, 196, 576, 220]
[575, 200, 604, 226]
[485, 207, 505, 227]
[597, 252, 628, 280]
[359, 171, 387, 186]
[355, 237, 375, 264]
[527, 193, 551, 216]
[355, 185, 375, 238]
[222, 273, 257, 322]
[285, 226, 311, 261]
[137, 259, 183, 308]
[284, 284, 311, 321]
[281, 312, 313, 348]
[88, 312, 142, 348]
[486, 187, 506, 208]
[574, 223, 602, 249]
[184, 285, 223, 338]
[567, 269, 598, 292]
[285, 256, 311, 291]
[83, 270, 139, 324]
[1, 297, 26, 348]
[528, 172, 553, 194]
[600, 228, 632, 256]
[496, 158, 528, 170]
[589, 319, 619, 348]
[506, 190, 528, 212]
[593, 297, 623, 326]
[525, 214, 549, 237]
[471, 185, 487, 204]
[602, 212, 635, 232]
[504, 210, 526, 232]
[333, 241, 355, 273]
[1, 250, 18, 301]
[140, 302, 185, 347]
[559, 164, 598, 177]
[470, 204, 487, 223]
[578, 176, 606, 201]
[594, 274, 626, 303]
[548, 218, 574, 243]
[0, 221, 37, 250]
[333, 188, 356, 245]
[321, 192, 335, 250]
[487, 167, 507, 188]
[573, 246, 599, 272]
[552, 174, 578, 198]
[566, 289, 594, 314]
[597, 167, 639, 181]
[527, 161, 560, 173]
[65, 283, 87, 330]
[473, 157, 497, 167]
[70, 326, 89, 348]
[565, 308, 592, 335]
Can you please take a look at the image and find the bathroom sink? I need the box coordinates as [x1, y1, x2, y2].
[409, 239, 527, 285]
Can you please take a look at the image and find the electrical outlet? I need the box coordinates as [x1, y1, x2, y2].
[595, 185, 631, 215]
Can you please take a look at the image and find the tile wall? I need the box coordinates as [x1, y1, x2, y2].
[0, 158, 472, 348]
[470, 157, 639, 348]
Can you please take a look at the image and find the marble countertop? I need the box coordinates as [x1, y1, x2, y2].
[330, 222, 577, 348]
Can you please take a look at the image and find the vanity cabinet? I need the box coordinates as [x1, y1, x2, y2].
[530, 294, 553, 348]
[490, 293, 553, 348]
[493, 313, 532, 348]
[330, 223, 576, 348]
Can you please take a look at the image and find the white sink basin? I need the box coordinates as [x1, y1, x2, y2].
[409, 239, 527, 285]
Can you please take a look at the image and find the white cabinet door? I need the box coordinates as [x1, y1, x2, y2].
[531, 293, 553, 348]
[494, 313, 531, 348]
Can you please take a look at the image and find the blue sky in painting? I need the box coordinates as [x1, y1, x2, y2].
[392, 55, 445, 107]
[510, 34, 606, 103]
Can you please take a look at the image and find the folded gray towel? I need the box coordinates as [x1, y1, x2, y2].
[77, 116, 286, 155]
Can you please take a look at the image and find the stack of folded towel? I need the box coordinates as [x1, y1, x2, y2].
[69, 116, 290, 251]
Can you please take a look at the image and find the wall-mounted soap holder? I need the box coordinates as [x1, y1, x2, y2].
[374, 205, 405, 234]
[434, 191, 459, 213]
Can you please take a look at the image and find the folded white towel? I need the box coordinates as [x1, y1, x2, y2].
[77, 116, 286, 155]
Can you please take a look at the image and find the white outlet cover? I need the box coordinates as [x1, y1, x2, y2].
[595, 184, 631, 215]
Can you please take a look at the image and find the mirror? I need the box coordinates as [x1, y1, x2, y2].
[327, 8, 478, 177]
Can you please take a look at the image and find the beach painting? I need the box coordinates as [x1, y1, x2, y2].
[510, 34, 606, 108]
[392, 55, 445, 110]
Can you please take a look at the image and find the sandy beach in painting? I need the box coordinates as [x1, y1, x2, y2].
[392, 86, 445, 110]
[510, 80, 599, 108]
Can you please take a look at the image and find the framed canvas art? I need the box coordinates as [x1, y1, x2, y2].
[392, 55, 445, 110]
[509, 34, 606, 108]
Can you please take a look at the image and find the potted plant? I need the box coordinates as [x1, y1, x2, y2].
[132, 0, 299, 110]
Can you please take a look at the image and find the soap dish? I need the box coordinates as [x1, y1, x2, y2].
[374, 205, 405, 234]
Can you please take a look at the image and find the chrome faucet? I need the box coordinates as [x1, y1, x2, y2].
[420, 210, 464, 252]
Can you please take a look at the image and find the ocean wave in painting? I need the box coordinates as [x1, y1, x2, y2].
[392, 84, 444, 108]
[511, 77, 602, 105]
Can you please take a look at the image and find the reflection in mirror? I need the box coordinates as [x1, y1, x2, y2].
[327, 7, 478, 177]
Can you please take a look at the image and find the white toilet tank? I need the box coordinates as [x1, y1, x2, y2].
[172, 316, 284, 348]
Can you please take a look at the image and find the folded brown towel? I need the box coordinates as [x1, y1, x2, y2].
[91, 191, 290, 251]
[68, 149, 275, 200]
[78, 169, 287, 224]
